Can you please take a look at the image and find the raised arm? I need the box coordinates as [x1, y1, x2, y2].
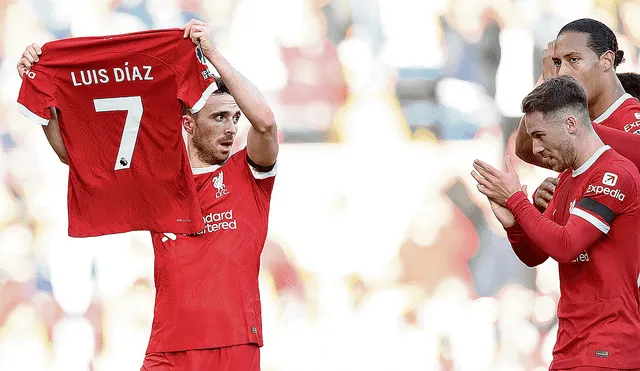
[183, 20, 278, 168]
[17, 43, 68, 165]
[42, 108, 68, 164]
[505, 224, 550, 267]
[506, 191, 602, 263]
[506, 164, 638, 263]
[488, 192, 549, 267]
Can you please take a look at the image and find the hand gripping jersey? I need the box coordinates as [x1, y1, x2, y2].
[147, 148, 276, 353]
[17, 29, 217, 237]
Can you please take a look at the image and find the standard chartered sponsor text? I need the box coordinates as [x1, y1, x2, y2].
[187, 210, 236, 236]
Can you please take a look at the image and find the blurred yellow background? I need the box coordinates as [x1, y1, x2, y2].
[1, 0, 638, 370]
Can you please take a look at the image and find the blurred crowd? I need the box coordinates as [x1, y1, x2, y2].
[1, 0, 639, 370]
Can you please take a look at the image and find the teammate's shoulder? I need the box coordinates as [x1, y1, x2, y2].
[617, 96, 640, 118]
[622, 94, 640, 108]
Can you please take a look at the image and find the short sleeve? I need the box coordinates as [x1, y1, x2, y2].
[174, 40, 218, 114]
[571, 167, 638, 234]
[16, 66, 56, 126]
[249, 161, 277, 195]
[232, 148, 277, 196]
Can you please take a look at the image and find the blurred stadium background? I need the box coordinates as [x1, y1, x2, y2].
[1, 0, 639, 370]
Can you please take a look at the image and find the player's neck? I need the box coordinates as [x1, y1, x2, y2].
[589, 77, 626, 120]
[187, 143, 214, 169]
[189, 154, 208, 169]
[572, 135, 606, 171]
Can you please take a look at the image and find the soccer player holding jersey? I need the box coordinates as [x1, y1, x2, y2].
[141, 20, 278, 371]
[473, 76, 640, 370]
[18, 20, 278, 371]
[16, 29, 215, 237]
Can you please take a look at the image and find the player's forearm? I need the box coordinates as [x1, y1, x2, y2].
[505, 224, 549, 267]
[205, 50, 276, 133]
[506, 192, 602, 263]
[593, 124, 640, 170]
[42, 109, 68, 164]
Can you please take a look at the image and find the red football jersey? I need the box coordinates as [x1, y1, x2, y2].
[16, 29, 216, 237]
[146, 148, 276, 353]
[594, 93, 640, 134]
[546, 146, 640, 369]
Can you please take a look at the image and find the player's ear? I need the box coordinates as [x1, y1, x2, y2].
[600, 50, 615, 71]
[566, 116, 578, 134]
[182, 114, 195, 134]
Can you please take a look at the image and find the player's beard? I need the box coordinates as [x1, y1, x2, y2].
[192, 130, 232, 165]
[553, 138, 576, 172]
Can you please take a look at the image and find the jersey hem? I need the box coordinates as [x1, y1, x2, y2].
[16, 102, 49, 126]
[189, 80, 219, 114]
[145, 340, 263, 355]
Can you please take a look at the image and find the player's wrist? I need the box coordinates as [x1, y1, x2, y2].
[204, 47, 222, 63]
[506, 190, 527, 209]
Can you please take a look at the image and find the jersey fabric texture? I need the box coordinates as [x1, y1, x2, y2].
[594, 93, 640, 134]
[17, 29, 217, 237]
[147, 148, 276, 354]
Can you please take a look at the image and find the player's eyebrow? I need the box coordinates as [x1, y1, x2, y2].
[562, 51, 583, 58]
[211, 110, 242, 116]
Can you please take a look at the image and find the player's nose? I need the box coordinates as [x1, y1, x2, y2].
[557, 65, 572, 78]
[226, 122, 238, 134]
[532, 142, 545, 155]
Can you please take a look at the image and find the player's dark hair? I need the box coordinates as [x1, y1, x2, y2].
[521, 76, 589, 122]
[617, 72, 640, 100]
[212, 75, 231, 96]
[558, 18, 625, 68]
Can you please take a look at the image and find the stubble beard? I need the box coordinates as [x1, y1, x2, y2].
[192, 131, 229, 166]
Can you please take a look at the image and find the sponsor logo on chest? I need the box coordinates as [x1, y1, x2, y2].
[586, 172, 625, 201]
[624, 121, 640, 133]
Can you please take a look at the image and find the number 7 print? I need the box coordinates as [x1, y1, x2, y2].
[93, 96, 143, 170]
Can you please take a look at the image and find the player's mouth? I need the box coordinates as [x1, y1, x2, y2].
[219, 140, 233, 149]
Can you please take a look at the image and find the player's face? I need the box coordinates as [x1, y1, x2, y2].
[525, 111, 576, 172]
[192, 94, 240, 165]
[553, 32, 604, 105]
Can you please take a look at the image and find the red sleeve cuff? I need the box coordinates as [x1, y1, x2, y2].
[506, 190, 529, 210]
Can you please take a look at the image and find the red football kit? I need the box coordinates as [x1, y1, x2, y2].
[16, 29, 216, 237]
[506, 146, 640, 369]
[593, 93, 640, 134]
[594, 124, 640, 170]
[144, 148, 276, 366]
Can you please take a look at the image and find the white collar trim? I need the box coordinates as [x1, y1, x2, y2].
[572, 145, 611, 177]
[192, 164, 222, 175]
[593, 93, 633, 124]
